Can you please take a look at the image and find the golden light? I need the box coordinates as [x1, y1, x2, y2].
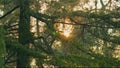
[30, 58, 37, 68]
[55, 17, 74, 38]
[62, 25, 73, 38]
[63, 30, 70, 38]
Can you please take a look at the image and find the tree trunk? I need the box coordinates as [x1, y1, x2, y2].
[17, 0, 33, 68]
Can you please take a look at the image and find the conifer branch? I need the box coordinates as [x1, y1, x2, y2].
[0, 6, 19, 20]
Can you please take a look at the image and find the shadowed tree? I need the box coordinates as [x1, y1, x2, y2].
[17, 0, 34, 68]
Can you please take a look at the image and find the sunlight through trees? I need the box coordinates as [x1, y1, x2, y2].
[0, 0, 120, 68]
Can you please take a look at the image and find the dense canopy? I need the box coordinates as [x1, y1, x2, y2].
[0, 0, 120, 68]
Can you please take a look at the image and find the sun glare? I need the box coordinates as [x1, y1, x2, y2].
[55, 17, 74, 38]
[63, 30, 71, 37]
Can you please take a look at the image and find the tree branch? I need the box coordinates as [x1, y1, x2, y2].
[0, 6, 19, 20]
[30, 10, 55, 19]
[55, 22, 114, 28]
[88, 29, 120, 44]
[5, 40, 45, 59]
[71, 11, 120, 19]
[76, 46, 120, 66]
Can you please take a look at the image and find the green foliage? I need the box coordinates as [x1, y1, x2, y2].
[0, 25, 6, 67]
[5, 39, 45, 59]
[52, 31, 57, 36]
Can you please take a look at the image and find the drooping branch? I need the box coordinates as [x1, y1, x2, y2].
[29, 10, 56, 24]
[5, 41, 45, 59]
[0, 6, 19, 20]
